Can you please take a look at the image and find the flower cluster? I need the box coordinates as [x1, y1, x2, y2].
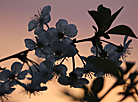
[0, 4, 137, 102]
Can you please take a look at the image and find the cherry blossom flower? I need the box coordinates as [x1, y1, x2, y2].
[30, 60, 54, 84]
[91, 44, 122, 66]
[0, 62, 28, 86]
[17, 81, 47, 98]
[52, 64, 68, 77]
[47, 19, 78, 42]
[117, 36, 132, 60]
[28, 5, 51, 34]
[42, 40, 77, 61]
[58, 71, 89, 88]
[0, 81, 15, 102]
[24, 31, 51, 58]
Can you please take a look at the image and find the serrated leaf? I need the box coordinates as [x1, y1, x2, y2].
[91, 77, 104, 95]
[106, 25, 137, 38]
[101, 6, 124, 31]
[86, 57, 121, 80]
[88, 10, 103, 30]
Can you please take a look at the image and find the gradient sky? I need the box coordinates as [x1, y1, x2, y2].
[0, 0, 138, 102]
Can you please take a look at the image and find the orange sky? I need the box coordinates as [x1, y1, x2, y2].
[0, 0, 137, 102]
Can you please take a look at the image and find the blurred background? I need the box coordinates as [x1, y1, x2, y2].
[0, 0, 137, 102]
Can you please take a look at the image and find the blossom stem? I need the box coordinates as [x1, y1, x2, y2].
[45, 23, 49, 29]
[100, 40, 118, 47]
[0, 49, 32, 63]
[26, 62, 34, 78]
[96, 46, 98, 57]
[59, 57, 66, 65]
[73, 37, 93, 43]
[72, 56, 75, 70]
[77, 52, 85, 67]
[27, 58, 40, 72]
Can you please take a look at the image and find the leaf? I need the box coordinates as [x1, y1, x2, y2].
[97, 4, 111, 20]
[106, 25, 137, 38]
[101, 6, 124, 31]
[86, 57, 121, 80]
[88, 10, 103, 30]
[91, 77, 104, 95]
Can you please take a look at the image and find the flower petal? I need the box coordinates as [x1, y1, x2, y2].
[104, 44, 117, 53]
[28, 20, 37, 31]
[24, 39, 36, 50]
[56, 19, 68, 32]
[91, 46, 101, 55]
[17, 70, 28, 80]
[123, 36, 128, 46]
[47, 27, 59, 41]
[34, 23, 43, 35]
[35, 48, 46, 58]
[41, 5, 51, 16]
[0, 70, 11, 81]
[72, 78, 89, 88]
[11, 62, 23, 74]
[43, 13, 51, 24]
[62, 37, 72, 45]
[53, 64, 67, 76]
[64, 24, 78, 38]
[58, 75, 70, 85]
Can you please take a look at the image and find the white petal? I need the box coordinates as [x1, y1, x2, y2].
[62, 37, 72, 45]
[34, 24, 43, 35]
[64, 45, 77, 57]
[58, 75, 70, 85]
[47, 27, 58, 41]
[0, 70, 11, 81]
[42, 60, 54, 70]
[124, 39, 132, 51]
[24, 39, 36, 50]
[42, 46, 54, 55]
[104, 44, 117, 53]
[38, 31, 51, 46]
[52, 41, 65, 51]
[64, 24, 78, 38]
[56, 19, 68, 32]
[17, 70, 28, 80]
[41, 5, 51, 16]
[53, 64, 67, 75]
[11, 62, 23, 74]
[43, 13, 51, 24]
[32, 70, 52, 83]
[91, 46, 101, 55]
[73, 68, 84, 77]
[28, 20, 37, 31]
[123, 36, 128, 46]
[72, 78, 89, 88]
[46, 54, 56, 64]
[28, 65, 39, 76]
[35, 48, 46, 58]
[39, 61, 50, 71]
[94, 72, 105, 77]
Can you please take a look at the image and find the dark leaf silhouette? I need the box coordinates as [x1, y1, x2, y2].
[91, 77, 104, 95]
[106, 25, 137, 38]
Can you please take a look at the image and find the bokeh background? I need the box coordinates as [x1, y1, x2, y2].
[0, 0, 137, 102]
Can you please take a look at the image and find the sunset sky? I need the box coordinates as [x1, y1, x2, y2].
[0, 0, 137, 102]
